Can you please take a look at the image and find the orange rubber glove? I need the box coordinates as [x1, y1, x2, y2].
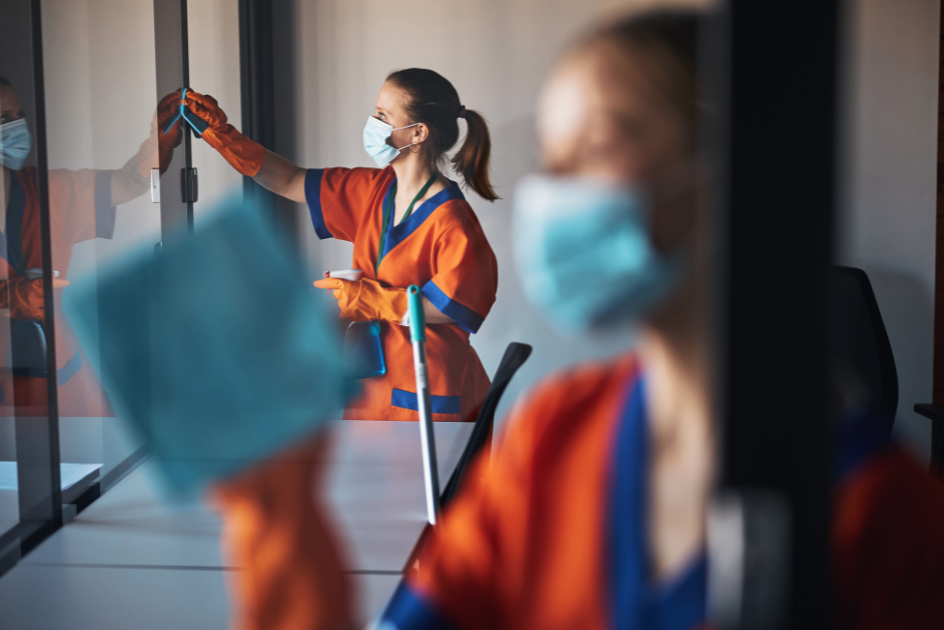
[183, 90, 266, 177]
[123, 91, 183, 183]
[313, 277, 408, 323]
[209, 435, 354, 630]
[156, 91, 184, 174]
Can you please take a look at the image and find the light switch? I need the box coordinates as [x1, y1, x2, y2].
[151, 168, 161, 203]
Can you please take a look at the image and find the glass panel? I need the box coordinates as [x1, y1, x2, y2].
[188, 0, 243, 221]
[154, 0, 193, 243]
[0, 0, 59, 551]
[41, 0, 166, 494]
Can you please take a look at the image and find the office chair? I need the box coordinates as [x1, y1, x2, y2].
[441, 342, 533, 508]
[914, 391, 944, 476]
[830, 266, 899, 437]
[10, 319, 48, 378]
[914, 404, 944, 477]
[397, 341, 532, 580]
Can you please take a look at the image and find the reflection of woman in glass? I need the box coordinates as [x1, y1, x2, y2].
[0, 78, 178, 415]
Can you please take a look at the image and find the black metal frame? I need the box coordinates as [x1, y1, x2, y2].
[0, 0, 63, 576]
[30, 0, 62, 531]
[238, 0, 277, 217]
[153, 0, 194, 242]
[711, 1, 842, 628]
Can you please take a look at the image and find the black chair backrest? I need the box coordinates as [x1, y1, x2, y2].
[829, 266, 898, 433]
[10, 318, 48, 378]
[441, 342, 532, 508]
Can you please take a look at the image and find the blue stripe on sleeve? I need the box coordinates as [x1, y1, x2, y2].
[305, 169, 333, 239]
[379, 582, 458, 630]
[94, 170, 117, 239]
[391, 389, 461, 415]
[421, 281, 485, 334]
[58, 351, 83, 386]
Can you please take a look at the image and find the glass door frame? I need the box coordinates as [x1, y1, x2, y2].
[0, 0, 197, 578]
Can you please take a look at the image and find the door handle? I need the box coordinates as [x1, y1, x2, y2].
[181, 167, 198, 203]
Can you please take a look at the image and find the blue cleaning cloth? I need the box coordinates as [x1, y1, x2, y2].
[163, 87, 210, 137]
[64, 198, 350, 500]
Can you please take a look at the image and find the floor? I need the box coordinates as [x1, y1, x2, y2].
[0, 420, 472, 629]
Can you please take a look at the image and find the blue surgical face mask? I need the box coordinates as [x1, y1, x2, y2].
[0, 118, 32, 171]
[363, 116, 420, 167]
[512, 173, 682, 334]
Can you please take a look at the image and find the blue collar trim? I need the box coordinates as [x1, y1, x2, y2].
[379, 179, 465, 265]
[608, 373, 707, 630]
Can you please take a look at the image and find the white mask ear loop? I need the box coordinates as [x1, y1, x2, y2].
[391, 122, 421, 152]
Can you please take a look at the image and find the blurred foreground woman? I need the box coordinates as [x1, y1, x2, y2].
[378, 9, 944, 630]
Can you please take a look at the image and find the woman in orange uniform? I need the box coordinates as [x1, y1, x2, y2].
[183, 71, 499, 629]
[0, 79, 180, 416]
[184, 69, 498, 422]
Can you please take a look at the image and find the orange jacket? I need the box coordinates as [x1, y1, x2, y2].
[383, 354, 944, 630]
[306, 167, 498, 422]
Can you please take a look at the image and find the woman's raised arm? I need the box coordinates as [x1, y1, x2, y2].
[253, 150, 307, 204]
[184, 90, 307, 204]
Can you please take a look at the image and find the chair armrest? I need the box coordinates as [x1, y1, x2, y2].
[914, 403, 944, 422]
[914, 404, 944, 480]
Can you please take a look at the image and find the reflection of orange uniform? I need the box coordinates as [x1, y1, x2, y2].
[1, 166, 115, 416]
[306, 166, 498, 422]
[380, 354, 944, 630]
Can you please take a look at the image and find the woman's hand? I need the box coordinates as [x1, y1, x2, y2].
[184, 90, 306, 203]
[110, 91, 183, 207]
[314, 278, 455, 325]
[314, 277, 407, 323]
[183, 90, 266, 177]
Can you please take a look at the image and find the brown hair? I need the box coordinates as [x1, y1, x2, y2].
[386, 68, 499, 201]
[586, 10, 701, 142]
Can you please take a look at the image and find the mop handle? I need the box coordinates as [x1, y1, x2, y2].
[408, 286, 441, 524]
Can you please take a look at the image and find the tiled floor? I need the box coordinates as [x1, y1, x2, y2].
[0, 421, 472, 629]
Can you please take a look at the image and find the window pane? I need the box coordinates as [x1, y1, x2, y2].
[41, 0, 163, 494]
[0, 0, 58, 550]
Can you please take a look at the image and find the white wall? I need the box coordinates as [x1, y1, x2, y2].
[42, 0, 163, 268]
[285, 0, 709, 425]
[841, 0, 940, 460]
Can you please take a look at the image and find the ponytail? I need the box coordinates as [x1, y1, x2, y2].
[386, 68, 499, 202]
[451, 109, 498, 201]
